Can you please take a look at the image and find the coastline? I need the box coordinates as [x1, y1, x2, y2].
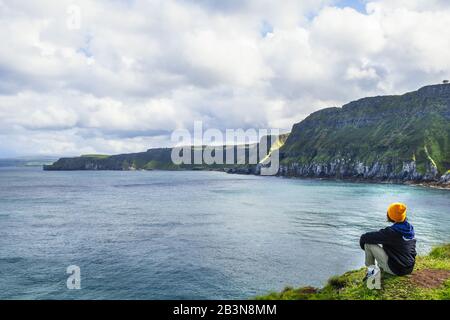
[226, 170, 450, 190]
[407, 181, 450, 190]
[42, 163, 450, 190]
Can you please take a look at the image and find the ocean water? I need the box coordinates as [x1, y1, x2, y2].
[0, 167, 449, 300]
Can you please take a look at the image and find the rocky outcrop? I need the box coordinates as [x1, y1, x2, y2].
[224, 166, 258, 175]
[277, 160, 440, 182]
[439, 172, 450, 185]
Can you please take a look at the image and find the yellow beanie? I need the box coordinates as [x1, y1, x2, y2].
[387, 203, 407, 223]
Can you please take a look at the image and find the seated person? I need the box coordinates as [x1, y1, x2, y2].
[360, 202, 416, 276]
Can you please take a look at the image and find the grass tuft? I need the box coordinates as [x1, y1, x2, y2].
[327, 275, 350, 289]
[429, 244, 450, 260]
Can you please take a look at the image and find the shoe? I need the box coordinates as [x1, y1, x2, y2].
[362, 267, 376, 282]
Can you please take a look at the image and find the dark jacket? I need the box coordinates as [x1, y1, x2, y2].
[360, 221, 416, 276]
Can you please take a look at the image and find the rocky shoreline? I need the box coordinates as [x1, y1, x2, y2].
[225, 160, 450, 189]
[276, 160, 450, 188]
[234, 171, 450, 189]
[408, 181, 450, 190]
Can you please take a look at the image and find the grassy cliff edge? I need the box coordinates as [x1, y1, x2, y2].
[257, 244, 450, 300]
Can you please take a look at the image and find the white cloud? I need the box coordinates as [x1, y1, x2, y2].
[0, 0, 449, 156]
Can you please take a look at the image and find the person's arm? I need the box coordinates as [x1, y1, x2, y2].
[359, 227, 394, 250]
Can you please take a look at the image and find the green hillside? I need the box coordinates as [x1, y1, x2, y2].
[43, 135, 281, 172]
[279, 84, 450, 181]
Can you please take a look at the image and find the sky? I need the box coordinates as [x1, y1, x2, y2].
[0, 0, 450, 157]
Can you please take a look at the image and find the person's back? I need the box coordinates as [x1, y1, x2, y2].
[360, 202, 417, 276]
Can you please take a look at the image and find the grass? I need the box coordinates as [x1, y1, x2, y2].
[81, 154, 110, 159]
[256, 244, 450, 300]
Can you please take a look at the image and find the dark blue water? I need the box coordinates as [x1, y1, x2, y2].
[0, 167, 449, 299]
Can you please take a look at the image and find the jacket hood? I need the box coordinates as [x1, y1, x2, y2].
[390, 220, 415, 240]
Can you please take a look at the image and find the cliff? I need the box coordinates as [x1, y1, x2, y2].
[277, 84, 450, 185]
[44, 149, 176, 171]
[43, 135, 282, 172]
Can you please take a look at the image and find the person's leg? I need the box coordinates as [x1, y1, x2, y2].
[364, 244, 395, 275]
[364, 243, 377, 266]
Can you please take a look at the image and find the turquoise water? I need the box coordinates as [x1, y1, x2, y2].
[0, 167, 449, 299]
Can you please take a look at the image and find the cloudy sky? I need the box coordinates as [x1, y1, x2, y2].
[0, 0, 449, 157]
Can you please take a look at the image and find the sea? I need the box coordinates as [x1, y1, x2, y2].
[0, 167, 449, 299]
